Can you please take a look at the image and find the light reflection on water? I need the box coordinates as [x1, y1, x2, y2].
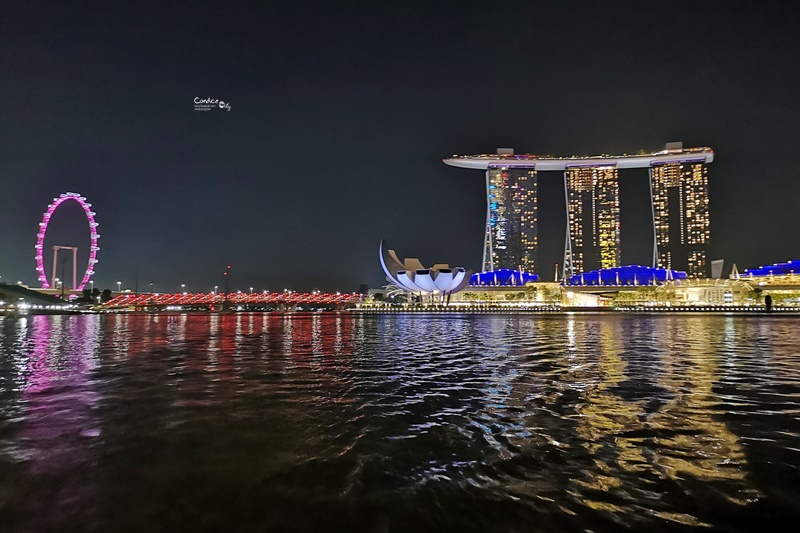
[1, 313, 800, 531]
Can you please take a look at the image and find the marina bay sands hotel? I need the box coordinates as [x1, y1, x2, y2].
[443, 143, 712, 278]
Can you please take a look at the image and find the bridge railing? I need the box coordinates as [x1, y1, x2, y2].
[104, 292, 363, 308]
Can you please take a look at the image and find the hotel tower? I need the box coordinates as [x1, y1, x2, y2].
[444, 143, 713, 278]
[650, 160, 710, 277]
[484, 165, 538, 273]
[564, 165, 621, 274]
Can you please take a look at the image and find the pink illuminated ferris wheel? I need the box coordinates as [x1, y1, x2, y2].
[34, 192, 100, 290]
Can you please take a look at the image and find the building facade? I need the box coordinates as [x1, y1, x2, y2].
[650, 161, 710, 277]
[564, 165, 621, 276]
[484, 168, 538, 273]
[444, 144, 713, 278]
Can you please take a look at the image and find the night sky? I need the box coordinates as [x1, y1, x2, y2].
[2, 1, 799, 293]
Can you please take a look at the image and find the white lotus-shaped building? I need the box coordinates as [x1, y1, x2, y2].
[379, 240, 471, 301]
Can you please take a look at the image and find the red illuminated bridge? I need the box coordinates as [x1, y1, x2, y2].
[105, 291, 363, 309]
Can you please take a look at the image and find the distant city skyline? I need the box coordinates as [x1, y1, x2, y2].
[2, 2, 799, 290]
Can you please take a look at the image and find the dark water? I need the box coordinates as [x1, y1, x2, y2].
[1, 313, 800, 532]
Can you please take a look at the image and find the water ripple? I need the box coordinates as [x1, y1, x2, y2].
[1, 313, 800, 530]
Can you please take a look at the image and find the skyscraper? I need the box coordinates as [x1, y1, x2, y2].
[564, 165, 621, 276]
[484, 167, 537, 272]
[444, 144, 713, 278]
[650, 161, 710, 277]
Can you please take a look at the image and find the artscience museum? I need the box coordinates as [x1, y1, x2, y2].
[379, 241, 471, 302]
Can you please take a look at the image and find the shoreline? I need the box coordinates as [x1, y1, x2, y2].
[352, 306, 800, 316]
[5, 308, 800, 317]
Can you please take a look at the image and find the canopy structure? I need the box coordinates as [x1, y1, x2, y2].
[443, 147, 714, 171]
[469, 269, 539, 287]
[744, 260, 800, 277]
[565, 265, 688, 287]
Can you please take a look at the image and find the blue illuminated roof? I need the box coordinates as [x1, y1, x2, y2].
[743, 260, 800, 277]
[469, 269, 539, 286]
[565, 265, 687, 286]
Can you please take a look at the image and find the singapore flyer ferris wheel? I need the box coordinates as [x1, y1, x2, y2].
[34, 192, 100, 291]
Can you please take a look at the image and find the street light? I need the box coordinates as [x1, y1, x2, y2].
[214, 285, 218, 294]
[117, 281, 121, 293]
[223, 265, 231, 310]
[250, 286, 253, 294]
[181, 283, 186, 294]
